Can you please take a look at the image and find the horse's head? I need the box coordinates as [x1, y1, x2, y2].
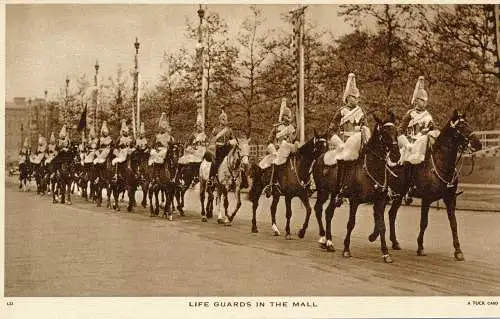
[231, 137, 251, 169]
[298, 129, 328, 159]
[448, 109, 482, 152]
[372, 110, 399, 154]
[167, 142, 183, 165]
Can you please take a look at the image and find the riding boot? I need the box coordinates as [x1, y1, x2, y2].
[404, 166, 415, 205]
[264, 164, 276, 198]
[334, 160, 345, 207]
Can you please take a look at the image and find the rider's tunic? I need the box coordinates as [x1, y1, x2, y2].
[325, 105, 369, 164]
[135, 137, 148, 152]
[149, 133, 173, 165]
[93, 136, 112, 164]
[112, 135, 133, 165]
[179, 131, 207, 164]
[30, 142, 47, 165]
[84, 138, 99, 164]
[258, 123, 296, 169]
[209, 125, 234, 154]
[45, 142, 58, 164]
[398, 108, 438, 164]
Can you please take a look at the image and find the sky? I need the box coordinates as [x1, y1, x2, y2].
[5, 3, 356, 103]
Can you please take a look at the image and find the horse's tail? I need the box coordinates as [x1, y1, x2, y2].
[247, 163, 262, 201]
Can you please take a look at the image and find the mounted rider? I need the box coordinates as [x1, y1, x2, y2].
[112, 119, 133, 170]
[30, 134, 47, 165]
[57, 125, 71, 152]
[45, 132, 58, 165]
[398, 76, 439, 202]
[260, 98, 297, 198]
[135, 122, 149, 153]
[178, 108, 207, 165]
[18, 138, 30, 165]
[148, 112, 174, 166]
[207, 107, 235, 185]
[328, 73, 370, 207]
[93, 121, 112, 165]
[83, 126, 99, 165]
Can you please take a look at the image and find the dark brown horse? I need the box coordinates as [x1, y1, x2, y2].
[310, 111, 400, 261]
[18, 150, 33, 192]
[51, 144, 78, 205]
[247, 132, 328, 237]
[384, 110, 482, 261]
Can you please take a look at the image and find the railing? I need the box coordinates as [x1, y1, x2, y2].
[472, 130, 500, 149]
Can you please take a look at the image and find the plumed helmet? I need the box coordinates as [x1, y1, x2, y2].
[101, 121, 110, 135]
[219, 107, 228, 123]
[278, 98, 287, 122]
[89, 126, 96, 139]
[159, 112, 170, 130]
[139, 121, 145, 135]
[411, 76, 428, 104]
[49, 131, 56, 144]
[282, 106, 292, 122]
[23, 137, 29, 148]
[120, 119, 128, 134]
[342, 73, 360, 104]
[196, 108, 204, 127]
[59, 125, 67, 139]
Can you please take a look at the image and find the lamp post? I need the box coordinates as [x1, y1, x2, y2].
[134, 37, 140, 139]
[65, 76, 70, 138]
[197, 4, 206, 128]
[44, 90, 48, 137]
[94, 60, 99, 133]
[28, 98, 32, 149]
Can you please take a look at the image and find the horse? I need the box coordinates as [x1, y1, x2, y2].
[133, 149, 151, 208]
[51, 144, 78, 205]
[247, 132, 328, 237]
[213, 137, 251, 225]
[308, 111, 400, 262]
[175, 161, 201, 214]
[384, 110, 482, 261]
[198, 143, 234, 222]
[18, 151, 33, 192]
[147, 142, 178, 219]
[93, 149, 114, 208]
[109, 148, 130, 212]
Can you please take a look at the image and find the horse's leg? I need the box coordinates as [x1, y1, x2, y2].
[324, 194, 337, 252]
[148, 185, 155, 217]
[52, 176, 58, 204]
[154, 188, 160, 216]
[284, 195, 293, 240]
[127, 184, 136, 212]
[200, 180, 207, 221]
[417, 199, 431, 257]
[141, 181, 148, 208]
[207, 185, 214, 219]
[314, 190, 328, 247]
[221, 187, 230, 224]
[298, 191, 313, 239]
[217, 186, 226, 224]
[374, 198, 392, 263]
[66, 178, 72, 205]
[388, 197, 403, 250]
[343, 200, 360, 258]
[442, 194, 464, 261]
[270, 195, 280, 236]
[229, 182, 241, 223]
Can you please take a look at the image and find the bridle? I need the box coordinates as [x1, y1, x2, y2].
[430, 117, 476, 188]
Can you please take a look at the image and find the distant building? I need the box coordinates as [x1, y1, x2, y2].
[4, 97, 60, 165]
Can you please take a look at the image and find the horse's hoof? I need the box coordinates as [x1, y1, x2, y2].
[217, 219, 225, 224]
[326, 240, 335, 252]
[343, 251, 352, 258]
[168, 215, 173, 221]
[392, 242, 402, 250]
[417, 249, 426, 256]
[127, 206, 133, 213]
[53, 199, 57, 204]
[368, 233, 378, 242]
[297, 228, 306, 239]
[454, 251, 465, 261]
[201, 216, 207, 222]
[251, 226, 259, 233]
[224, 221, 232, 227]
[383, 255, 394, 263]
[285, 234, 292, 240]
[67, 201, 72, 206]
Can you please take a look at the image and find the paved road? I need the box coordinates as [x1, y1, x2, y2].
[5, 181, 500, 296]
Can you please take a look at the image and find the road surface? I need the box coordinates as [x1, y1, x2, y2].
[5, 180, 500, 296]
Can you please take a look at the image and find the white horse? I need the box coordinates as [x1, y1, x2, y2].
[199, 137, 250, 224]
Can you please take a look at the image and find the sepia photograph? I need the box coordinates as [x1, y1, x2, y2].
[3, 1, 500, 318]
